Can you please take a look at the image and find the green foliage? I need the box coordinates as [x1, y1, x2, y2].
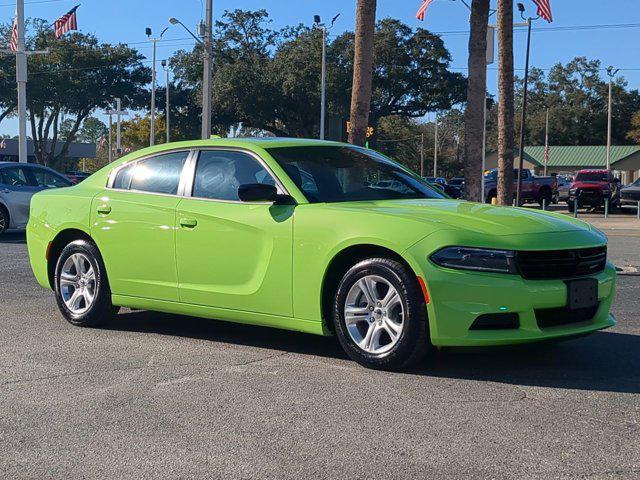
[169, 9, 465, 138]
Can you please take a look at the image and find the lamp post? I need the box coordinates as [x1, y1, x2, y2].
[313, 14, 340, 140]
[162, 59, 170, 143]
[606, 66, 619, 172]
[146, 26, 168, 147]
[515, 2, 538, 207]
[169, 14, 212, 139]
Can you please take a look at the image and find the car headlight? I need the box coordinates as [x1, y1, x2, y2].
[569, 189, 577, 195]
[430, 247, 517, 274]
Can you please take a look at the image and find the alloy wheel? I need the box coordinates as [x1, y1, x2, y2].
[343, 275, 405, 355]
[59, 253, 96, 315]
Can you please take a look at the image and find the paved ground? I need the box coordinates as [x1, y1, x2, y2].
[1, 230, 639, 479]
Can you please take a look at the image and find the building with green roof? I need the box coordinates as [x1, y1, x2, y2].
[486, 146, 640, 183]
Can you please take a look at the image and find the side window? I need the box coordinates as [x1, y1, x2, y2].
[0, 167, 30, 187]
[32, 168, 71, 188]
[112, 151, 189, 194]
[192, 150, 276, 201]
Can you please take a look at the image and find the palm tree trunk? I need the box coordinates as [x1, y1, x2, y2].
[463, 0, 490, 202]
[497, 0, 515, 206]
[348, 0, 377, 147]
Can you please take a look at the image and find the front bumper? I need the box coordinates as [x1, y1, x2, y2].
[405, 234, 617, 347]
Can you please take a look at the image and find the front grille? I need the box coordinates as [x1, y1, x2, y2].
[535, 304, 600, 329]
[516, 246, 607, 280]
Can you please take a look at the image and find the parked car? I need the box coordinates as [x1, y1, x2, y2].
[27, 139, 616, 371]
[620, 177, 640, 209]
[66, 170, 92, 184]
[0, 162, 72, 235]
[484, 169, 557, 206]
[556, 175, 573, 203]
[425, 176, 462, 199]
[568, 170, 621, 213]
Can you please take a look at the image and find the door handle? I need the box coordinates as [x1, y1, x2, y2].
[179, 217, 198, 228]
[97, 204, 111, 215]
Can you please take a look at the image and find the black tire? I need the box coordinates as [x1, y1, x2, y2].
[332, 258, 430, 371]
[0, 205, 8, 235]
[537, 188, 553, 207]
[54, 239, 118, 327]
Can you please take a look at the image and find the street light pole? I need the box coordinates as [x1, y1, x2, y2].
[606, 66, 619, 172]
[314, 14, 339, 140]
[433, 114, 439, 178]
[162, 59, 170, 143]
[146, 27, 168, 147]
[515, 4, 537, 207]
[202, 0, 213, 139]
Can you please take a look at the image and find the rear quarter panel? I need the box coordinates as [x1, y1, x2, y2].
[27, 187, 96, 289]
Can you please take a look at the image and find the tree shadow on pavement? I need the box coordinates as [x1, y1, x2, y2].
[0, 231, 26, 244]
[107, 309, 639, 394]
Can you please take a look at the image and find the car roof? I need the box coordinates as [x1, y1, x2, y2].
[576, 169, 608, 174]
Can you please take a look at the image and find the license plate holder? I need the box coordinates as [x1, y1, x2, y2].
[565, 278, 598, 310]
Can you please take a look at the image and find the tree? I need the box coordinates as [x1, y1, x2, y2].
[496, 0, 514, 206]
[0, 21, 17, 126]
[628, 111, 640, 144]
[348, 0, 377, 146]
[22, 19, 149, 170]
[463, 0, 490, 202]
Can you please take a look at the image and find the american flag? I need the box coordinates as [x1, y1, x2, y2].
[9, 14, 18, 52]
[416, 0, 434, 22]
[545, 144, 550, 164]
[53, 5, 79, 39]
[532, 0, 553, 23]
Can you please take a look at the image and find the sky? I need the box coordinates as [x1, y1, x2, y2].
[1, 0, 640, 136]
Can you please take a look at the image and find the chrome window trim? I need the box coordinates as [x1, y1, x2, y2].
[182, 147, 290, 204]
[106, 148, 194, 196]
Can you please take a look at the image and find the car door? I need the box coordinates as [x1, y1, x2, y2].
[0, 165, 40, 229]
[90, 150, 191, 302]
[175, 149, 294, 317]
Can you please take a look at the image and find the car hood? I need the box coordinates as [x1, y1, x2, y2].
[325, 199, 591, 236]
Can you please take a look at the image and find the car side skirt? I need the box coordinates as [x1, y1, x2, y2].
[111, 294, 328, 336]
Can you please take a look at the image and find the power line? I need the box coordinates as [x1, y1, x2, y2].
[0, 0, 68, 7]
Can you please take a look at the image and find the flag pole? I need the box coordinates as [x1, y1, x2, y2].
[16, 0, 27, 163]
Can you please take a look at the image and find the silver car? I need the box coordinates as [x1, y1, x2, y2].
[0, 162, 72, 234]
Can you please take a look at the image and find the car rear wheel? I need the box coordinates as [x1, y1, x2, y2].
[54, 240, 118, 327]
[332, 258, 430, 370]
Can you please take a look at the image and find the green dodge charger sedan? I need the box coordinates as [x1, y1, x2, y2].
[27, 138, 616, 370]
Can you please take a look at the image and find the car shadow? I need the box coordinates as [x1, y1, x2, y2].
[0, 231, 26, 244]
[107, 310, 639, 394]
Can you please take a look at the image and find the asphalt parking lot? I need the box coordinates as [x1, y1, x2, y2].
[1, 229, 639, 479]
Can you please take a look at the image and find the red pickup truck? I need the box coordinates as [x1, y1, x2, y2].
[484, 169, 558, 206]
[568, 169, 621, 213]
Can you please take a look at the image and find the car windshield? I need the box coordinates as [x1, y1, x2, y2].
[266, 146, 446, 203]
[575, 172, 609, 182]
[633, 178, 640, 187]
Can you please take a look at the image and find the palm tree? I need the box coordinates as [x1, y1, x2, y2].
[348, 0, 377, 146]
[497, 0, 515, 206]
[463, 0, 490, 202]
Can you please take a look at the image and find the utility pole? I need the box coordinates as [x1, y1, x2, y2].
[162, 59, 170, 143]
[606, 66, 619, 171]
[201, 0, 213, 139]
[515, 4, 536, 207]
[108, 113, 113, 163]
[420, 132, 425, 177]
[107, 99, 129, 160]
[433, 114, 439, 178]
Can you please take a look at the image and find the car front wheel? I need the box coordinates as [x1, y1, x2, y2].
[332, 258, 430, 370]
[54, 240, 118, 327]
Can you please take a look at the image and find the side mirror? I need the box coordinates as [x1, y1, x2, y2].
[238, 183, 278, 202]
